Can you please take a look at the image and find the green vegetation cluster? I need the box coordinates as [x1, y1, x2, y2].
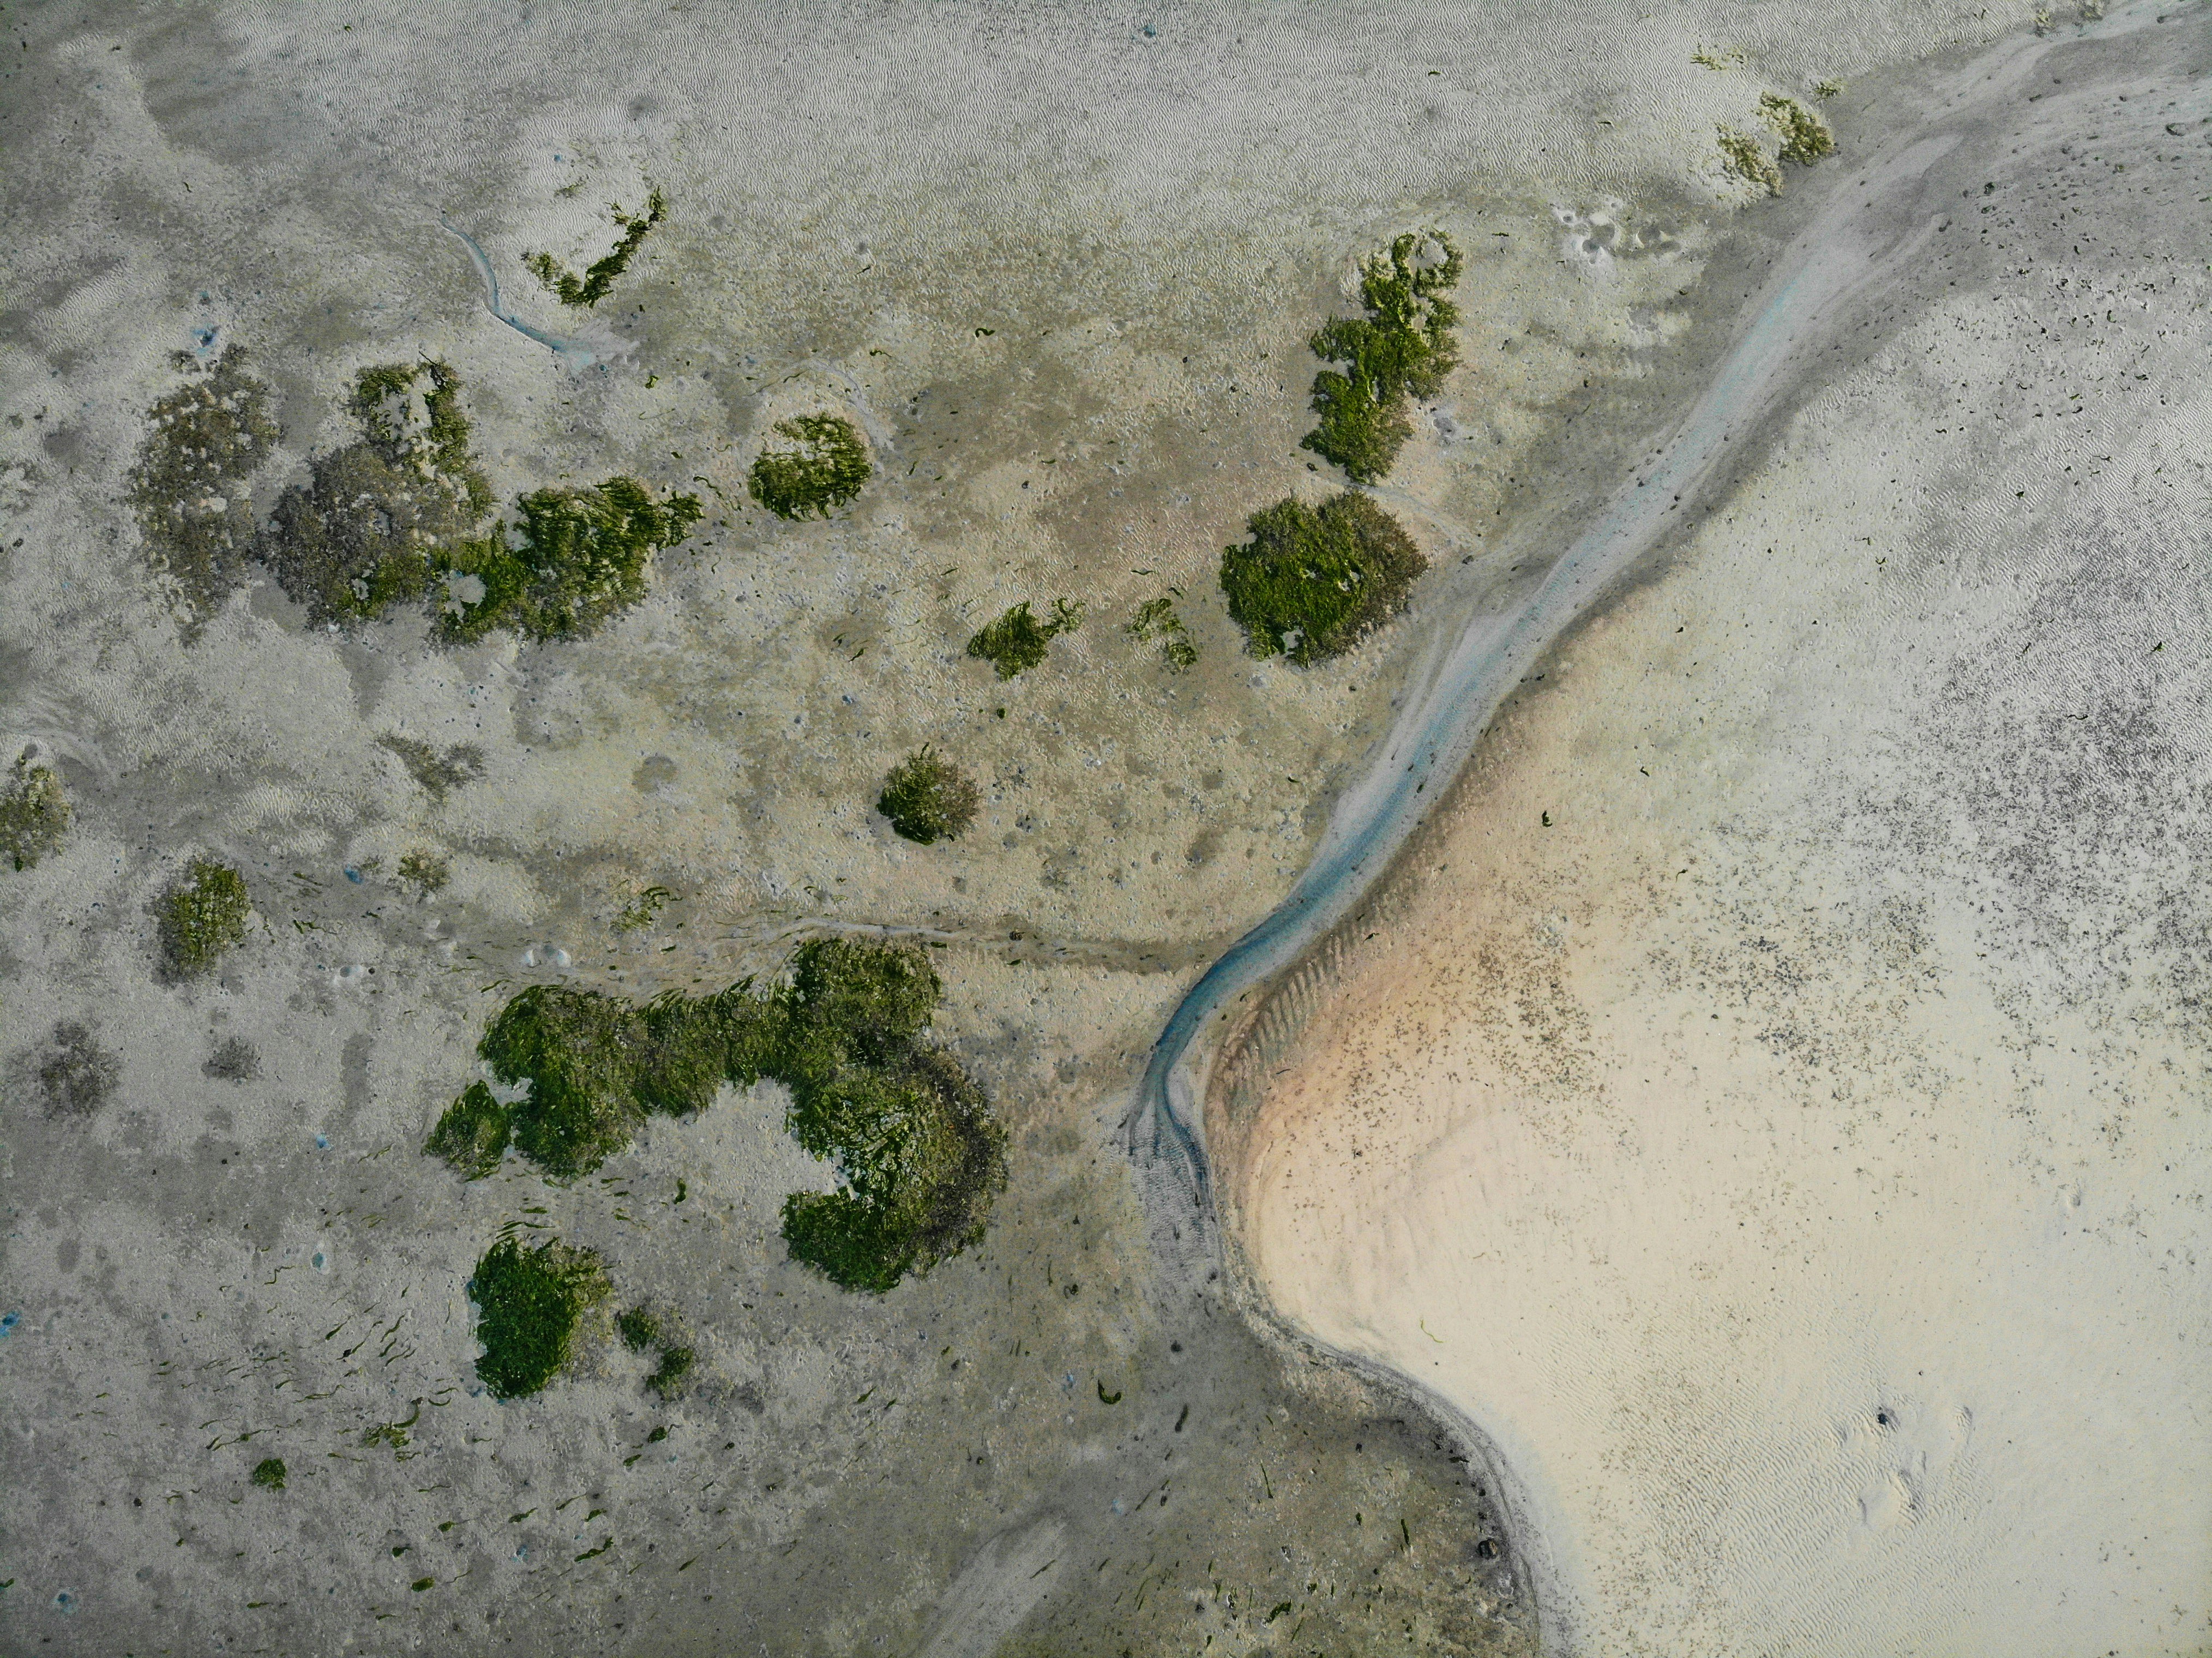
[135, 354, 701, 641]
[159, 860, 250, 977]
[379, 735, 485, 801]
[1760, 93, 1836, 165]
[1126, 594, 1198, 671]
[425, 940, 1007, 1294]
[435, 476, 702, 642]
[1717, 127, 1785, 195]
[747, 413, 872, 520]
[397, 849, 451, 896]
[525, 188, 667, 308]
[1, 750, 69, 870]
[249, 1457, 287, 1491]
[263, 361, 494, 625]
[1300, 231, 1463, 483]
[615, 1306, 695, 1398]
[1220, 492, 1428, 665]
[877, 748, 980, 844]
[467, 1235, 611, 1399]
[130, 345, 280, 618]
[967, 598, 1082, 680]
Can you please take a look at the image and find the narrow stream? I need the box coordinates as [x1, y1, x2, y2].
[1127, 0, 2163, 1247]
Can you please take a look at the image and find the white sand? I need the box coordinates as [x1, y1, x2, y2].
[1228, 55, 2212, 1654]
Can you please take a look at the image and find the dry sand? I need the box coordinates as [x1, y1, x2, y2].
[1226, 22, 2212, 1650]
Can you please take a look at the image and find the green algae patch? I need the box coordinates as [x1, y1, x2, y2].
[747, 413, 871, 520]
[159, 860, 251, 977]
[1126, 593, 1198, 672]
[1760, 93, 1836, 165]
[425, 1083, 512, 1180]
[468, 1236, 610, 1400]
[131, 345, 281, 621]
[1301, 230, 1462, 484]
[616, 1307, 660, 1351]
[525, 188, 667, 308]
[1718, 126, 1784, 195]
[428, 941, 1007, 1294]
[436, 476, 704, 643]
[249, 1457, 287, 1491]
[877, 747, 980, 845]
[1, 750, 70, 870]
[646, 1344, 695, 1398]
[966, 598, 1082, 680]
[1220, 492, 1428, 665]
[396, 848, 451, 896]
[263, 361, 494, 625]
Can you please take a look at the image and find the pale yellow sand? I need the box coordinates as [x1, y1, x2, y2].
[1228, 140, 2212, 1654]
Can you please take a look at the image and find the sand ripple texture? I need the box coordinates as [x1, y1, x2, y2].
[1227, 13, 2212, 1655]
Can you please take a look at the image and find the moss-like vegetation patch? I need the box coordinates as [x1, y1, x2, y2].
[646, 1343, 695, 1398]
[1, 750, 69, 870]
[427, 940, 1007, 1294]
[747, 414, 871, 520]
[1219, 492, 1428, 665]
[1718, 127, 1784, 195]
[131, 345, 280, 620]
[878, 748, 980, 844]
[159, 860, 251, 977]
[435, 477, 703, 642]
[397, 849, 451, 896]
[525, 188, 667, 309]
[966, 598, 1081, 681]
[380, 735, 486, 801]
[1301, 231, 1462, 484]
[263, 361, 495, 626]
[467, 1235, 611, 1400]
[39, 1020, 118, 1118]
[250, 1457, 286, 1491]
[251, 358, 700, 641]
[615, 1307, 660, 1350]
[1760, 93, 1836, 165]
[1126, 594, 1198, 672]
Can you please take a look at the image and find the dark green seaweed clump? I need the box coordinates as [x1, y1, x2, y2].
[1301, 231, 1463, 483]
[130, 345, 281, 619]
[159, 860, 251, 976]
[877, 747, 981, 844]
[1219, 492, 1428, 665]
[467, 1235, 611, 1399]
[615, 1307, 660, 1350]
[1126, 593, 1199, 672]
[250, 1457, 286, 1491]
[1760, 93, 1836, 165]
[435, 477, 704, 642]
[262, 361, 495, 625]
[1, 750, 70, 870]
[525, 188, 667, 308]
[747, 414, 871, 520]
[426, 940, 1007, 1294]
[966, 598, 1082, 681]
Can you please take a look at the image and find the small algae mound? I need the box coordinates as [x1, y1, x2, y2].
[38, 1020, 119, 1118]
[249, 1457, 286, 1491]
[256, 358, 701, 640]
[426, 940, 1008, 1293]
[617, 1306, 695, 1398]
[396, 848, 451, 896]
[1760, 93, 1836, 165]
[747, 413, 871, 520]
[202, 1035, 261, 1083]
[262, 361, 494, 625]
[877, 747, 981, 845]
[467, 1235, 611, 1401]
[1301, 230, 1462, 484]
[1717, 125, 1785, 195]
[1, 749, 69, 870]
[158, 860, 251, 977]
[1220, 492, 1428, 664]
[435, 476, 704, 642]
[1126, 593, 1198, 671]
[525, 188, 667, 308]
[379, 734, 486, 801]
[966, 598, 1083, 681]
[130, 345, 280, 620]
